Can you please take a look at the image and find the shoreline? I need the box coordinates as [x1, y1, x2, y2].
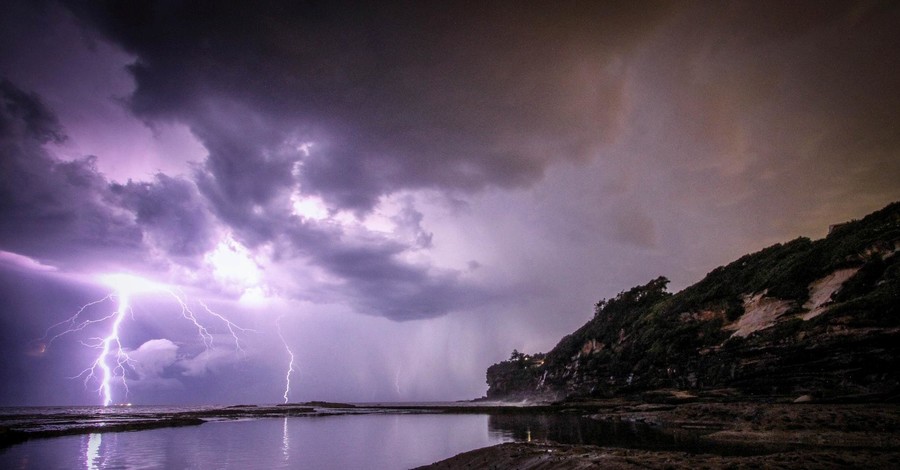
[4, 399, 899, 468]
[419, 399, 900, 468]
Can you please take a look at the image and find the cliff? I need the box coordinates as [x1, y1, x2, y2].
[486, 202, 900, 402]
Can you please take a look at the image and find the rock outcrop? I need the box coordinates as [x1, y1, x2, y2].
[487, 202, 900, 402]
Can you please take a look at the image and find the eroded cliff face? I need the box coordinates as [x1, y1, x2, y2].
[487, 202, 900, 402]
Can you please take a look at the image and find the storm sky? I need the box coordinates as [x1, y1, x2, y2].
[1, 0, 898, 405]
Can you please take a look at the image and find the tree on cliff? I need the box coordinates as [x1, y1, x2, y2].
[509, 349, 525, 361]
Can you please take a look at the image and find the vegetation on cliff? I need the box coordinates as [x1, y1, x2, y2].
[486, 202, 900, 401]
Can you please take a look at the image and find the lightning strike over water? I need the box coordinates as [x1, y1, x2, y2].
[38, 273, 252, 406]
[75, 290, 132, 406]
[276, 315, 295, 404]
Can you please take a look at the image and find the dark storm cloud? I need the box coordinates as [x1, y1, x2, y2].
[263, 209, 488, 320]
[0, 79, 141, 266]
[189, 110, 299, 245]
[313, 242, 487, 320]
[0, 79, 64, 143]
[62, 0, 673, 212]
[111, 173, 216, 259]
[53, 0, 679, 320]
[0, 79, 216, 270]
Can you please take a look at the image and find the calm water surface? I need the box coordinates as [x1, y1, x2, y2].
[1, 414, 512, 470]
[1, 407, 771, 468]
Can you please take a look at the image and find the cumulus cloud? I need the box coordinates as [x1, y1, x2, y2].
[128, 338, 178, 379]
[124, 338, 183, 391]
[128, 337, 246, 382]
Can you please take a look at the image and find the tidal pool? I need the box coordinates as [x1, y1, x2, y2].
[1, 413, 512, 470]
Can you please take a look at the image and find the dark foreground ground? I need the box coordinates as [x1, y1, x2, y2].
[417, 441, 900, 469]
[418, 400, 900, 469]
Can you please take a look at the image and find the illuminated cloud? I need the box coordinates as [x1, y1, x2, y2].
[204, 236, 266, 299]
[128, 338, 178, 380]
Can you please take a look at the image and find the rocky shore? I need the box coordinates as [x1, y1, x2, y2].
[419, 400, 900, 469]
[418, 441, 900, 469]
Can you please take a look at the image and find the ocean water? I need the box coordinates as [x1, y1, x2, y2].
[0, 403, 769, 468]
[0, 405, 515, 470]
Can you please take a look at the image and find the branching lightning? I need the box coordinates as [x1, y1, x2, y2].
[169, 289, 215, 349]
[38, 273, 253, 406]
[276, 315, 295, 404]
[37, 295, 115, 348]
[199, 300, 252, 353]
[71, 291, 133, 406]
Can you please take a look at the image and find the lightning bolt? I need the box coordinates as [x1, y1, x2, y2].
[39, 273, 252, 406]
[97, 291, 130, 406]
[276, 315, 295, 404]
[36, 295, 115, 349]
[199, 300, 252, 353]
[168, 289, 254, 352]
[168, 289, 214, 349]
[68, 291, 133, 406]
